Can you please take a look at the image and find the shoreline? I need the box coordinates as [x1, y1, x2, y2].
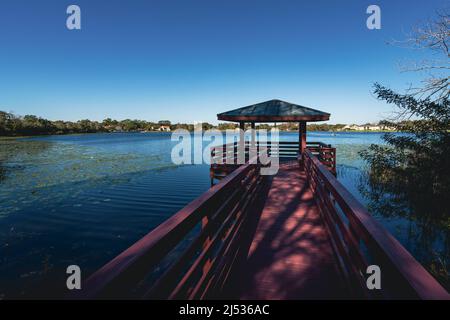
[0, 129, 402, 140]
[0, 130, 400, 139]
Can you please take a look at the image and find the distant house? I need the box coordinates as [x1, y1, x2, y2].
[342, 124, 363, 131]
[159, 125, 171, 132]
[364, 124, 381, 131]
[341, 123, 388, 131]
[380, 124, 396, 131]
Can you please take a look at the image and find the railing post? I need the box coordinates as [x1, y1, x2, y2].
[239, 122, 245, 164]
[250, 122, 256, 163]
[333, 147, 337, 175]
[210, 148, 216, 186]
[299, 121, 307, 170]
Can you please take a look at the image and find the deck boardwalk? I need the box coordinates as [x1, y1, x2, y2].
[81, 155, 449, 300]
[239, 162, 346, 299]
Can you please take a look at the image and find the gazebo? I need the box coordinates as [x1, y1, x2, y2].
[217, 99, 330, 162]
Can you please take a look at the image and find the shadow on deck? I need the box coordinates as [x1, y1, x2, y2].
[228, 162, 346, 299]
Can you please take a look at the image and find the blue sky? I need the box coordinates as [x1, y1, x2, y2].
[0, 0, 448, 124]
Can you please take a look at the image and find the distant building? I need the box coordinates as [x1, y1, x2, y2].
[380, 124, 396, 131]
[159, 125, 171, 132]
[342, 124, 363, 131]
[364, 124, 381, 131]
[341, 123, 392, 131]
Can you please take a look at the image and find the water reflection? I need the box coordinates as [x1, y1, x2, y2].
[358, 168, 450, 290]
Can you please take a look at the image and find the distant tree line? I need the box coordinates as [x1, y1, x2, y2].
[0, 111, 220, 136]
[306, 123, 346, 131]
[0, 110, 409, 137]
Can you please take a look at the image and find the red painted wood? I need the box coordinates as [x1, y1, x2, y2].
[240, 162, 346, 299]
[80, 144, 448, 300]
[299, 121, 307, 155]
[79, 161, 258, 298]
[304, 150, 450, 300]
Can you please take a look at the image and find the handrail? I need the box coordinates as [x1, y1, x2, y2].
[304, 149, 449, 299]
[75, 146, 448, 299]
[211, 141, 336, 173]
[78, 158, 264, 299]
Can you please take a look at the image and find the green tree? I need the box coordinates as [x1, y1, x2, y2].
[218, 122, 238, 130]
[360, 85, 450, 204]
[360, 11, 450, 214]
[0, 111, 13, 135]
[359, 12, 450, 288]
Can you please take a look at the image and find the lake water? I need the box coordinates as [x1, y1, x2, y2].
[0, 132, 447, 298]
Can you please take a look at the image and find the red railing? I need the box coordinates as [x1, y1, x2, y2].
[210, 141, 336, 183]
[304, 149, 449, 299]
[77, 149, 449, 299]
[77, 159, 264, 299]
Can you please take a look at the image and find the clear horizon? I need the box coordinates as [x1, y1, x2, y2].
[0, 0, 448, 125]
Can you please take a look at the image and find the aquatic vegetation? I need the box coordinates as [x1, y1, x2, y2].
[0, 137, 180, 217]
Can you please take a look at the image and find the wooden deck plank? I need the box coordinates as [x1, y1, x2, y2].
[239, 162, 346, 299]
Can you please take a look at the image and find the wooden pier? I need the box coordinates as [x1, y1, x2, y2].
[78, 100, 449, 300]
[239, 161, 345, 299]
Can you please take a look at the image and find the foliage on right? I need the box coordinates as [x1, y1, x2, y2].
[359, 11, 450, 287]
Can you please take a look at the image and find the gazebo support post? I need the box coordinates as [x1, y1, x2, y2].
[239, 122, 245, 163]
[250, 122, 256, 161]
[299, 121, 307, 170]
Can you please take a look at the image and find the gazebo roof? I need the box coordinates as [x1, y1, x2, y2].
[217, 99, 330, 122]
